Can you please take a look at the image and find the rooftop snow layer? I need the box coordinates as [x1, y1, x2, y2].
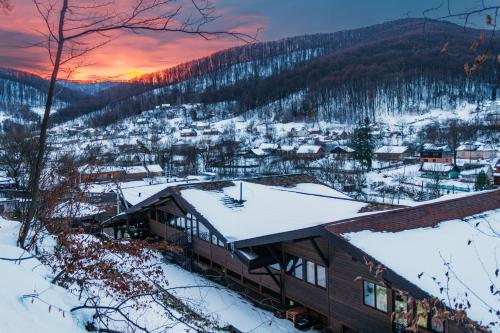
[180, 181, 368, 241]
[374, 145, 409, 154]
[343, 209, 500, 327]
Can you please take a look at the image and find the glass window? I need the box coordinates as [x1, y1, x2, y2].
[270, 263, 280, 271]
[149, 209, 156, 220]
[417, 303, 428, 328]
[211, 234, 218, 245]
[364, 281, 375, 307]
[286, 257, 294, 272]
[375, 285, 388, 312]
[363, 280, 387, 312]
[192, 219, 198, 238]
[317, 264, 326, 288]
[394, 291, 408, 329]
[294, 258, 303, 279]
[198, 222, 209, 241]
[285, 255, 304, 280]
[306, 260, 316, 284]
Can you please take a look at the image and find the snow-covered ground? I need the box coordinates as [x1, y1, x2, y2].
[0, 216, 308, 333]
[0, 218, 88, 333]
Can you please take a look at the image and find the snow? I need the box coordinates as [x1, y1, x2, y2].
[0, 218, 87, 333]
[296, 145, 322, 154]
[374, 145, 408, 154]
[162, 263, 304, 333]
[343, 209, 500, 329]
[259, 143, 279, 150]
[180, 181, 368, 241]
[52, 201, 104, 218]
[251, 148, 269, 157]
[145, 164, 163, 173]
[420, 162, 455, 173]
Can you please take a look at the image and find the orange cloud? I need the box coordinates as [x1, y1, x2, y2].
[0, 0, 266, 81]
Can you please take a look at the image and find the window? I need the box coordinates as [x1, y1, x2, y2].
[149, 209, 156, 220]
[192, 218, 198, 238]
[317, 265, 326, 288]
[416, 303, 428, 329]
[306, 261, 315, 284]
[198, 222, 209, 241]
[416, 303, 445, 333]
[286, 255, 303, 280]
[393, 291, 409, 332]
[364, 281, 375, 307]
[304, 260, 326, 288]
[363, 280, 387, 312]
[269, 263, 280, 271]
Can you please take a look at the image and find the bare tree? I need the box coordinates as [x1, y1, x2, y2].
[19, 0, 256, 248]
[0, 0, 12, 13]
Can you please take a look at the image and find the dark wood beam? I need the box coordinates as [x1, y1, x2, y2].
[310, 238, 329, 267]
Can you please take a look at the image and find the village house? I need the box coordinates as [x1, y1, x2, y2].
[419, 144, 453, 164]
[419, 162, 460, 179]
[459, 165, 494, 183]
[296, 145, 325, 159]
[105, 175, 500, 333]
[194, 121, 210, 130]
[202, 128, 221, 136]
[456, 143, 497, 160]
[180, 128, 197, 137]
[78, 164, 164, 183]
[259, 143, 280, 153]
[373, 145, 410, 161]
[288, 127, 309, 138]
[330, 145, 354, 159]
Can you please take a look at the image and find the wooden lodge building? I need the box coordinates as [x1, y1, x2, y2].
[104, 175, 500, 333]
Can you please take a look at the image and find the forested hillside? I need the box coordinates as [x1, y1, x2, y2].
[4, 18, 500, 127]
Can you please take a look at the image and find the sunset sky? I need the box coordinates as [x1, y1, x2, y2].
[0, 0, 483, 81]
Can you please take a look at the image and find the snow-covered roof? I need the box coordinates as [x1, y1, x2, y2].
[259, 143, 279, 150]
[457, 143, 496, 152]
[78, 164, 123, 174]
[124, 166, 147, 174]
[296, 145, 323, 154]
[145, 164, 163, 173]
[460, 165, 492, 176]
[52, 201, 105, 219]
[332, 145, 354, 153]
[420, 162, 456, 173]
[179, 180, 369, 242]
[180, 128, 196, 134]
[250, 148, 268, 156]
[280, 145, 296, 152]
[422, 143, 450, 151]
[374, 145, 408, 154]
[343, 208, 500, 327]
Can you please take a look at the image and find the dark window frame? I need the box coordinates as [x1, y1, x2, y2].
[362, 280, 388, 313]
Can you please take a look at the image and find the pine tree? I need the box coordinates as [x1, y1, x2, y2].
[352, 117, 375, 171]
[474, 171, 491, 191]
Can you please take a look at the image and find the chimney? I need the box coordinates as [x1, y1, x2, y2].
[239, 181, 243, 203]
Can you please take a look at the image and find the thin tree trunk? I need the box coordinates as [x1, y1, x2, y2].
[18, 0, 68, 248]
